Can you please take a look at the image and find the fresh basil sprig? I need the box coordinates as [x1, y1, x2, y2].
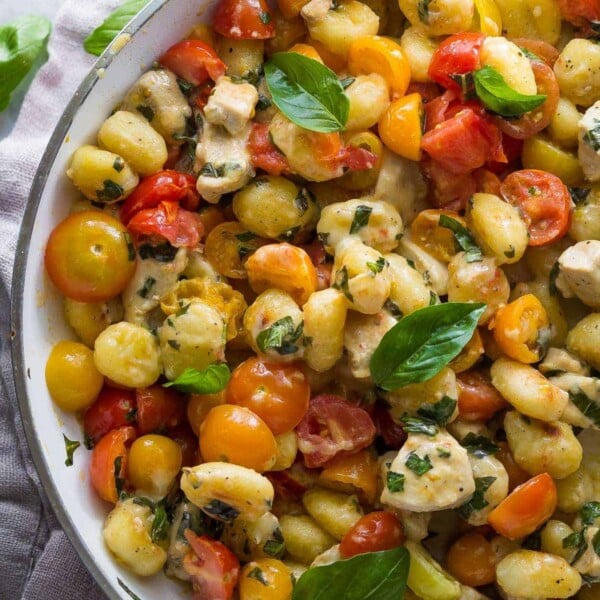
[473, 65, 546, 117]
[84, 0, 149, 56]
[163, 364, 231, 394]
[292, 547, 409, 600]
[370, 302, 486, 390]
[264, 52, 349, 133]
[0, 15, 51, 111]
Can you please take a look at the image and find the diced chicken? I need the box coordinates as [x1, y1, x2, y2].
[204, 76, 258, 136]
[195, 119, 254, 203]
[395, 510, 431, 542]
[121, 69, 191, 146]
[122, 248, 188, 325]
[301, 0, 333, 24]
[578, 101, 600, 182]
[556, 240, 600, 309]
[381, 429, 475, 512]
[539, 347, 591, 376]
[573, 526, 600, 577]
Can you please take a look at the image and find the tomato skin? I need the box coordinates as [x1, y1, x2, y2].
[422, 158, 477, 212]
[135, 385, 186, 435]
[428, 32, 485, 92]
[159, 40, 226, 85]
[84, 386, 136, 445]
[169, 423, 200, 467]
[248, 123, 290, 176]
[89, 426, 136, 504]
[45, 211, 136, 302]
[183, 531, 240, 600]
[295, 395, 376, 468]
[340, 511, 405, 558]
[558, 0, 600, 29]
[120, 170, 200, 225]
[446, 532, 496, 587]
[456, 370, 508, 422]
[372, 402, 407, 450]
[213, 0, 275, 40]
[227, 358, 310, 435]
[500, 169, 572, 246]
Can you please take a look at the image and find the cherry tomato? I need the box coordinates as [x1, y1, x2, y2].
[456, 370, 508, 422]
[558, 0, 600, 30]
[421, 158, 476, 212]
[428, 32, 485, 92]
[159, 40, 226, 85]
[239, 558, 293, 600]
[296, 395, 376, 468]
[126, 200, 203, 248]
[500, 169, 571, 246]
[120, 170, 200, 225]
[424, 89, 459, 131]
[200, 404, 278, 472]
[340, 511, 404, 558]
[212, 0, 275, 40]
[372, 402, 407, 450]
[488, 473, 557, 540]
[248, 123, 290, 176]
[267, 469, 310, 504]
[84, 386, 136, 445]
[227, 358, 310, 435]
[320, 450, 379, 505]
[421, 108, 505, 175]
[183, 531, 240, 600]
[136, 385, 186, 435]
[45, 211, 136, 302]
[446, 532, 496, 587]
[89, 426, 136, 504]
[511, 38, 559, 67]
[169, 423, 200, 467]
[187, 391, 226, 435]
[495, 441, 530, 491]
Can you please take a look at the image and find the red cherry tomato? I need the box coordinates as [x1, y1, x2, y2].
[159, 40, 226, 86]
[456, 370, 508, 422]
[372, 402, 407, 450]
[120, 170, 200, 225]
[169, 423, 200, 467]
[500, 169, 572, 246]
[340, 511, 405, 558]
[183, 531, 240, 600]
[248, 123, 290, 176]
[339, 145, 377, 171]
[428, 32, 485, 92]
[296, 395, 376, 468]
[422, 158, 477, 212]
[136, 385, 186, 435]
[83, 386, 136, 445]
[212, 0, 275, 40]
[558, 0, 600, 30]
[267, 468, 310, 503]
[421, 108, 505, 175]
[127, 200, 203, 248]
[89, 426, 136, 504]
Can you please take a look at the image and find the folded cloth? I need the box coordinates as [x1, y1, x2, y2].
[0, 1, 126, 598]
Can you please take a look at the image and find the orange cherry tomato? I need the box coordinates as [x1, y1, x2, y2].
[89, 426, 136, 504]
[213, 0, 275, 40]
[340, 511, 405, 558]
[492, 294, 550, 363]
[319, 449, 379, 504]
[159, 40, 226, 85]
[226, 357, 310, 435]
[487, 473, 557, 540]
[187, 391, 226, 436]
[378, 93, 423, 161]
[446, 532, 496, 587]
[456, 370, 508, 422]
[83, 386, 136, 445]
[45, 211, 136, 302]
[410, 209, 467, 262]
[199, 404, 278, 472]
[500, 169, 571, 246]
[448, 329, 484, 373]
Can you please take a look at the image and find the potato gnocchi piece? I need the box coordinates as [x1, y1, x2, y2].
[279, 514, 337, 564]
[567, 313, 600, 371]
[385, 253, 436, 316]
[493, 0, 561, 44]
[344, 74, 391, 131]
[302, 487, 363, 540]
[400, 27, 438, 83]
[555, 39, 600, 108]
[399, 0, 474, 35]
[221, 512, 285, 562]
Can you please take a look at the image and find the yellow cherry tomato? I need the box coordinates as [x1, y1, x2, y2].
[319, 449, 379, 504]
[187, 390, 226, 436]
[492, 294, 550, 363]
[348, 35, 410, 100]
[239, 558, 294, 600]
[45, 340, 104, 412]
[521, 135, 584, 187]
[448, 328, 485, 373]
[288, 43, 323, 63]
[410, 209, 466, 262]
[378, 93, 423, 161]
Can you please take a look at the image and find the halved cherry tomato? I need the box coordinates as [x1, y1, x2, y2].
[428, 32, 485, 92]
[340, 511, 404, 558]
[45, 211, 136, 303]
[212, 0, 275, 40]
[248, 123, 290, 176]
[227, 358, 310, 435]
[183, 531, 240, 600]
[446, 532, 496, 587]
[127, 200, 203, 248]
[319, 449, 379, 504]
[159, 40, 226, 85]
[136, 385, 186, 435]
[379, 93, 424, 161]
[296, 395, 376, 468]
[492, 294, 550, 363]
[410, 209, 467, 262]
[487, 473, 557, 540]
[421, 158, 477, 212]
[83, 386, 136, 445]
[511, 38, 559, 67]
[267, 467, 311, 504]
[300, 238, 332, 290]
[558, 0, 600, 30]
[500, 169, 572, 246]
[372, 402, 407, 450]
[89, 426, 136, 504]
[421, 108, 505, 175]
[424, 89, 459, 131]
[456, 370, 508, 422]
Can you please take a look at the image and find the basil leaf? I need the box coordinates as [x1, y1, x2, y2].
[417, 396, 457, 426]
[438, 214, 482, 263]
[349, 205, 373, 234]
[569, 390, 600, 427]
[387, 471, 405, 493]
[370, 302, 486, 390]
[256, 317, 304, 355]
[0, 15, 51, 112]
[458, 476, 496, 519]
[63, 434, 80, 467]
[399, 416, 438, 437]
[473, 65, 547, 117]
[405, 452, 433, 476]
[84, 0, 149, 56]
[163, 364, 231, 394]
[292, 547, 409, 600]
[264, 52, 349, 133]
[460, 433, 499, 458]
[581, 502, 600, 526]
[563, 529, 588, 564]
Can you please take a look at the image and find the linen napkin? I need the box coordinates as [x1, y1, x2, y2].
[0, 1, 128, 598]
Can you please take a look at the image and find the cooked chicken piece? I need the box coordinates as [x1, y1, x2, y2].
[204, 76, 258, 135]
[556, 240, 600, 309]
[578, 101, 600, 182]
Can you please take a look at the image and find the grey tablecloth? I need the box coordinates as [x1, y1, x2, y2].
[0, 1, 126, 598]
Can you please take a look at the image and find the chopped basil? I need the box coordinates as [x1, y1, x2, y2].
[113, 156, 125, 172]
[581, 502, 600, 526]
[366, 256, 387, 276]
[259, 12, 271, 24]
[163, 364, 231, 394]
[384, 299, 403, 319]
[114, 455, 126, 500]
[117, 578, 142, 600]
[135, 103, 155, 121]
[256, 316, 304, 355]
[569, 390, 600, 427]
[177, 77, 193, 94]
[63, 434, 80, 467]
[167, 339, 181, 350]
[436, 447, 451, 458]
[563, 529, 588, 564]
[203, 499, 239, 522]
[248, 567, 269, 585]
[387, 471, 405, 493]
[83, 432, 94, 450]
[332, 266, 354, 302]
[151, 502, 169, 542]
[569, 187, 591, 206]
[458, 476, 496, 519]
[349, 205, 373, 234]
[399, 416, 438, 437]
[405, 452, 433, 476]
[263, 528, 285, 557]
[125, 408, 137, 423]
[96, 179, 124, 202]
[429, 291, 438, 305]
[123, 233, 136, 262]
[417, 396, 457, 427]
[235, 231, 257, 243]
[439, 214, 482, 263]
[278, 225, 301, 242]
[200, 162, 225, 178]
[593, 529, 600, 557]
[584, 125, 600, 152]
[549, 261, 560, 296]
[256, 94, 272, 111]
[137, 276, 156, 299]
[339, 76, 356, 89]
[295, 189, 310, 214]
[460, 433, 499, 458]
[138, 242, 178, 262]
[417, 0, 432, 23]
[175, 303, 190, 317]
[449, 72, 475, 99]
